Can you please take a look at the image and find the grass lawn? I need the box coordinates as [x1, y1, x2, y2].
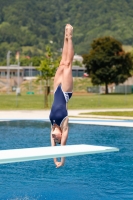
[68, 93, 133, 109]
[0, 93, 133, 110]
[0, 78, 133, 118]
[79, 111, 133, 117]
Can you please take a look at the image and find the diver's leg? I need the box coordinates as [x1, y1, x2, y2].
[62, 25, 74, 92]
[53, 25, 68, 91]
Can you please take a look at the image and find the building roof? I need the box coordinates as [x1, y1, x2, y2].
[73, 54, 83, 62]
[0, 66, 23, 70]
[0, 65, 86, 70]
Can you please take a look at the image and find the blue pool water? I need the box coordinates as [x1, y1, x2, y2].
[0, 120, 133, 200]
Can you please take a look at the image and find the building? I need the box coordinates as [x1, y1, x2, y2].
[0, 65, 86, 80]
[73, 54, 83, 63]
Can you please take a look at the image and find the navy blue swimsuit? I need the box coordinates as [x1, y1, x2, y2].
[49, 85, 72, 126]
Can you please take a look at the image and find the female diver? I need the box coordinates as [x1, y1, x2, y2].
[49, 24, 74, 168]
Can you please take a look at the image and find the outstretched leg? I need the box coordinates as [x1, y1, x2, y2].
[53, 26, 68, 91]
[62, 25, 74, 92]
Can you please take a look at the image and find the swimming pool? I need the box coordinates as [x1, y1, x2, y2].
[0, 120, 133, 200]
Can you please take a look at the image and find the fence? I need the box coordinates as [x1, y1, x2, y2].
[87, 85, 133, 94]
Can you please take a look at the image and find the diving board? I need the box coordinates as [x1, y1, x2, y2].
[0, 144, 119, 164]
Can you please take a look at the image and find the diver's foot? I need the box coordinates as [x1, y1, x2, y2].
[67, 24, 73, 38]
[65, 24, 73, 39]
[65, 24, 68, 39]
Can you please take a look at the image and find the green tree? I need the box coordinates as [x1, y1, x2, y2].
[20, 57, 31, 66]
[37, 46, 60, 107]
[73, 60, 83, 67]
[31, 56, 41, 66]
[83, 36, 133, 94]
[1, 0, 133, 59]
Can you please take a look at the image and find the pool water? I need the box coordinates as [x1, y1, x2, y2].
[0, 120, 133, 200]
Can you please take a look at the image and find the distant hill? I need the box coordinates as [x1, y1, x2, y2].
[0, 0, 133, 62]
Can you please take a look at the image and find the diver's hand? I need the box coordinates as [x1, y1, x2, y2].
[55, 161, 64, 168]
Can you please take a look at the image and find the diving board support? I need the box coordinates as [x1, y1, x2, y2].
[0, 144, 119, 164]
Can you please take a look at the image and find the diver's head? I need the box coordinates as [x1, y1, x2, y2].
[52, 124, 62, 144]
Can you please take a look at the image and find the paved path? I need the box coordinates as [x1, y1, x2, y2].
[0, 109, 133, 127]
[0, 109, 133, 120]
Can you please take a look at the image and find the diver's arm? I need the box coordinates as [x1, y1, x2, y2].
[51, 128, 59, 165]
[55, 118, 69, 168]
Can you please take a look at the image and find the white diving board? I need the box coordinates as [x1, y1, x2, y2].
[0, 144, 119, 164]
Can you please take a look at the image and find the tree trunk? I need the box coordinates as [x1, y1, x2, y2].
[44, 80, 48, 108]
[105, 83, 108, 94]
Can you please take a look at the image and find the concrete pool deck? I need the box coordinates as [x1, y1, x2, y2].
[0, 109, 133, 127]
